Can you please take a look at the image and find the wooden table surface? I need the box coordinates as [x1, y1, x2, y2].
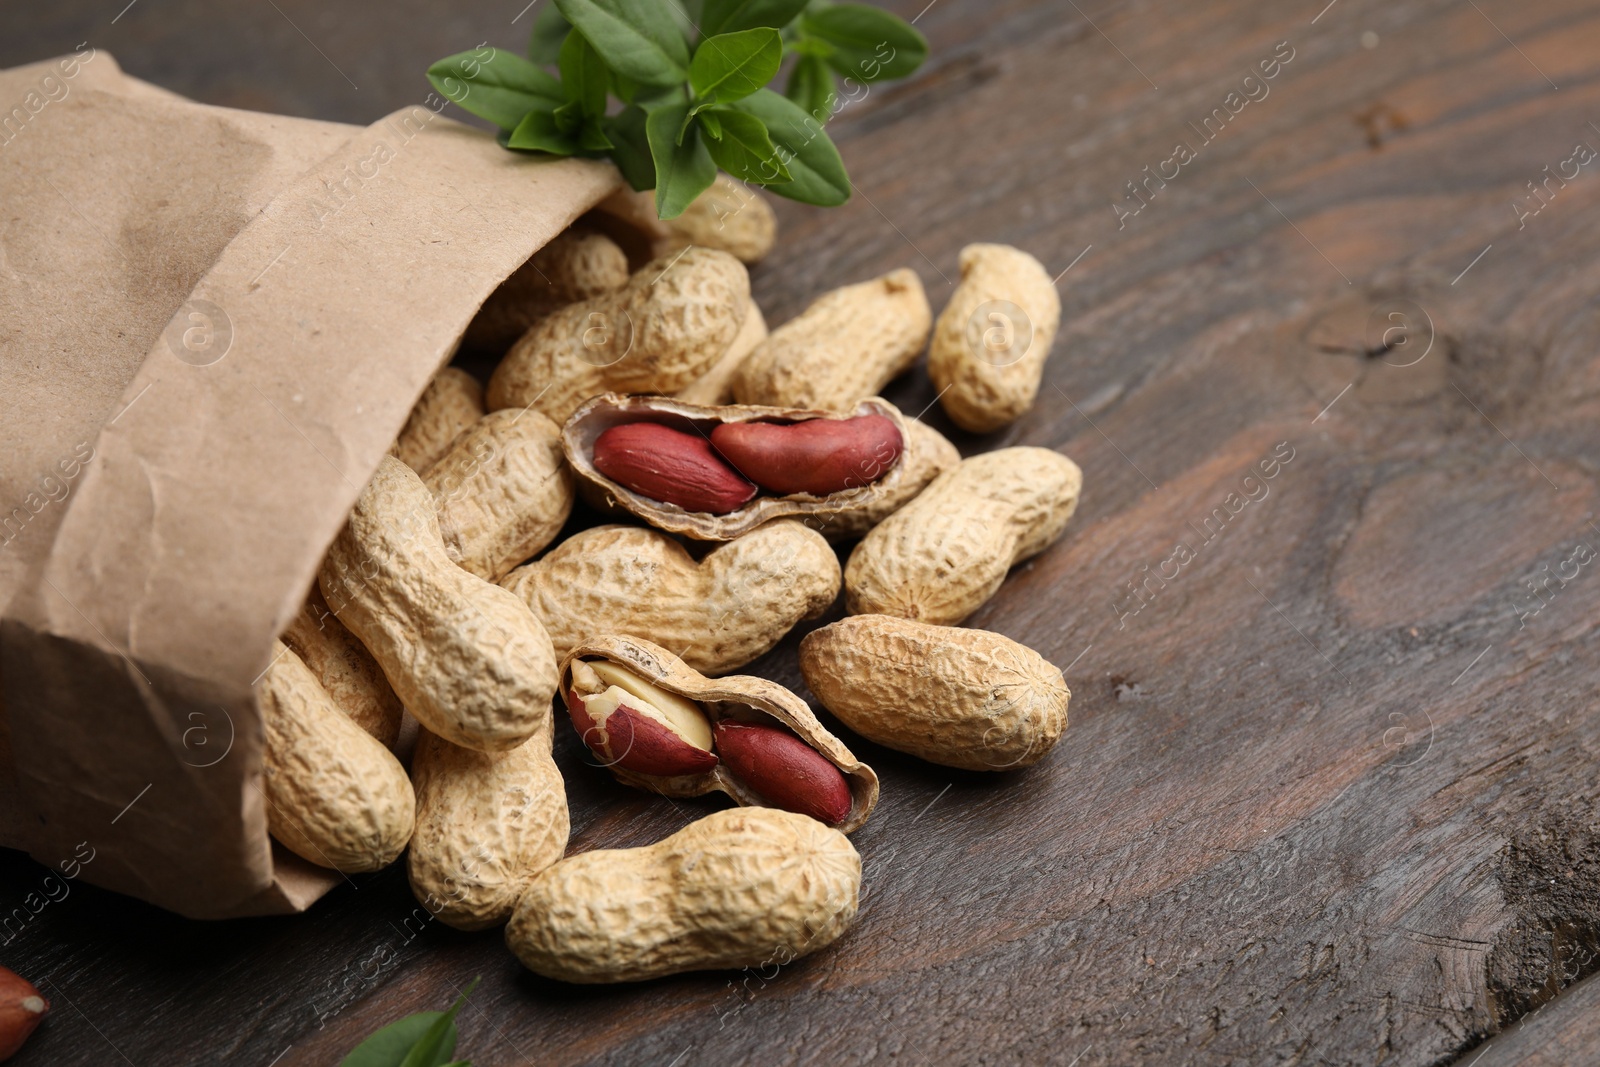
[6, 0, 1600, 1064]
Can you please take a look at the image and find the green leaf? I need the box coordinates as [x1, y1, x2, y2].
[559, 30, 610, 117]
[726, 88, 848, 205]
[610, 69, 642, 103]
[397, 979, 478, 1067]
[339, 1012, 453, 1067]
[508, 107, 580, 153]
[555, 0, 690, 86]
[527, 5, 572, 64]
[647, 99, 717, 218]
[704, 108, 791, 183]
[578, 119, 615, 151]
[784, 52, 836, 119]
[689, 28, 783, 104]
[427, 48, 564, 130]
[700, 0, 809, 36]
[801, 4, 927, 81]
[552, 99, 584, 134]
[699, 109, 723, 139]
[603, 105, 656, 189]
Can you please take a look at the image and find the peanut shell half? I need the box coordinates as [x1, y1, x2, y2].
[560, 636, 879, 832]
[563, 393, 912, 542]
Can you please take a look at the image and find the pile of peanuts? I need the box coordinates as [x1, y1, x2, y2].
[261, 175, 1081, 984]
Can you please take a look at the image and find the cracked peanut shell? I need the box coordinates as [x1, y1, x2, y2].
[561, 635, 878, 832]
[800, 616, 1070, 771]
[563, 393, 912, 541]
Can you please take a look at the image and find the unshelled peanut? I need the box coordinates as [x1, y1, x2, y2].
[676, 300, 768, 406]
[390, 367, 484, 473]
[599, 174, 778, 264]
[501, 521, 839, 674]
[321, 455, 558, 752]
[504, 807, 860, 983]
[280, 586, 403, 748]
[845, 447, 1081, 624]
[929, 244, 1062, 432]
[733, 269, 932, 410]
[258, 641, 414, 871]
[800, 616, 1070, 771]
[407, 723, 569, 931]
[486, 247, 749, 423]
[461, 227, 630, 355]
[423, 409, 574, 581]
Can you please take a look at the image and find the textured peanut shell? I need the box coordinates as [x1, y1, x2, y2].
[279, 586, 403, 748]
[560, 635, 877, 832]
[563, 393, 913, 541]
[486, 247, 750, 423]
[461, 227, 630, 356]
[407, 723, 569, 931]
[423, 409, 575, 582]
[597, 176, 778, 264]
[505, 807, 860, 983]
[820, 418, 961, 542]
[800, 616, 1070, 771]
[676, 300, 768, 405]
[928, 244, 1063, 433]
[320, 455, 557, 752]
[501, 520, 838, 675]
[732, 268, 931, 411]
[258, 641, 414, 871]
[390, 368, 485, 473]
[845, 448, 1082, 625]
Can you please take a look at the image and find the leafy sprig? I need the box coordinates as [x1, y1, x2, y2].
[427, 1, 927, 218]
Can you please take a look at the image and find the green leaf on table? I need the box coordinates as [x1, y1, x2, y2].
[427, 49, 564, 131]
[647, 98, 717, 218]
[725, 88, 848, 205]
[393, 978, 479, 1067]
[555, 0, 690, 86]
[559, 30, 610, 118]
[704, 107, 791, 184]
[700, 0, 809, 36]
[527, 5, 572, 64]
[508, 107, 581, 153]
[603, 105, 656, 189]
[339, 1012, 455, 1067]
[689, 28, 783, 104]
[785, 51, 836, 119]
[801, 4, 927, 82]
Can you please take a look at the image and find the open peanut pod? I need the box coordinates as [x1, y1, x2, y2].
[561, 393, 913, 541]
[559, 636, 878, 832]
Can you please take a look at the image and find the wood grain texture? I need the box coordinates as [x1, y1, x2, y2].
[4, 0, 1600, 1063]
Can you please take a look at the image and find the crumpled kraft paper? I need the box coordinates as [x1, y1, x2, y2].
[0, 52, 621, 917]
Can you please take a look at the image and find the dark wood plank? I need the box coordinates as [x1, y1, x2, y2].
[5, 0, 1600, 1064]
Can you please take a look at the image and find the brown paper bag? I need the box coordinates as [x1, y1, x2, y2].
[0, 51, 622, 918]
